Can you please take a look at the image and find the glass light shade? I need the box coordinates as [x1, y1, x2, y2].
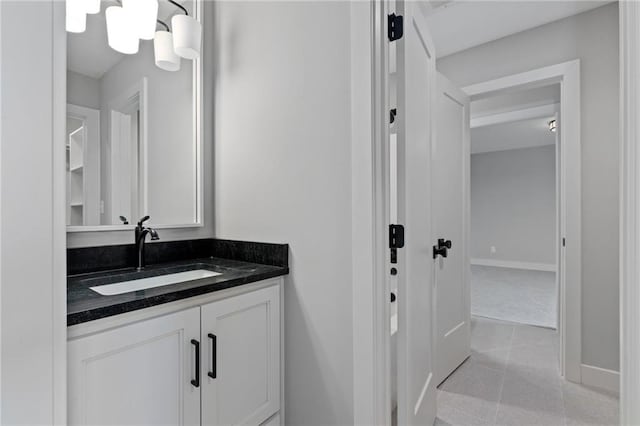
[85, 0, 101, 14]
[154, 31, 181, 72]
[171, 15, 201, 59]
[66, 0, 87, 33]
[106, 6, 139, 55]
[123, 0, 159, 40]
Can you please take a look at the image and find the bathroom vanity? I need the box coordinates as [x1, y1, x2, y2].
[63, 1, 289, 424]
[67, 239, 288, 426]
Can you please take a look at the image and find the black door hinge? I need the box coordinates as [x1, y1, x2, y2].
[389, 224, 404, 265]
[390, 108, 397, 124]
[388, 14, 404, 41]
[389, 224, 405, 249]
[562, 237, 566, 247]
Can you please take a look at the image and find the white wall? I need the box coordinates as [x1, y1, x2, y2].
[438, 3, 620, 371]
[211, 1, 356, 423]
[67, 70, 100, 110]
[1, 1, 65, 423]
[471, 145, 556, 266]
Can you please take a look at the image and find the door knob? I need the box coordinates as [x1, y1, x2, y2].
[438, 238, 452, 250]
[433, 245, 447, 259]
[433, 238, 452, 259]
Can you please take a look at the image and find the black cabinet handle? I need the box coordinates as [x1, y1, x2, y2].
[208, 333, 217, 379]
[191, 339, 200, 388]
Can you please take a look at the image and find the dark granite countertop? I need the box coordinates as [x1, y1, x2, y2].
[67, 256, 288, 326]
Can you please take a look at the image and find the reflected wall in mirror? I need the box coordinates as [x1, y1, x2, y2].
[66, 0, 201, 229]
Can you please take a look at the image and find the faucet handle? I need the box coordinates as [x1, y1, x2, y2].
[137, 215, 151, 227]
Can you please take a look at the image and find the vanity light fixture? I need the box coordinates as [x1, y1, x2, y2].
[123, 0, 159, 40]
[172, 14, 201, 59]
[106, 6, 140, 55]
[548, 119, 557, 132]
[154, 26, 181, 72]
[65, 0, 87, 33]
[85, 0, 102, 15]
[67, 0, 201, 70]
[167, 0, 201, 59]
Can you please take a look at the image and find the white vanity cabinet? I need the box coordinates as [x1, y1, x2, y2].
[67, 307, 202, 425]
[68, 281, 282, 426]
[201, 284, 281, 425]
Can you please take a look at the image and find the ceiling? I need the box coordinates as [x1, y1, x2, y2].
[471, 117, 556, 154]
[67, 0, 189, 79]
[422, 0, 615, 58]
[471, 84, 560, 118]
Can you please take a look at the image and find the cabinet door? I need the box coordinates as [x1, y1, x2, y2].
[201, 285, 281, 426]
[68, 307, 201, 426]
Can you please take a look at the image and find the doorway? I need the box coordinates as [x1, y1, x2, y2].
[462, 60, 582, 382]
[468, 84, 560, 330]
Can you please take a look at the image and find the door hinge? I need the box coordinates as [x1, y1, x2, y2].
[389, 224, 405, 249]
[562, 237, 566, 247]
[388, 14, 404, 42]
[390, 108, 397, 124]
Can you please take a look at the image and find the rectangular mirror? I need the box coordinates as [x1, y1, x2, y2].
[66, 0, 201, 231]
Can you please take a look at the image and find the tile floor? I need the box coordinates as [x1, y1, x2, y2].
[471, 265, 557, 328]
[436, 317, 619, 426]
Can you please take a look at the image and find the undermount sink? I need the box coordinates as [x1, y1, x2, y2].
[90, 269, 222, 296]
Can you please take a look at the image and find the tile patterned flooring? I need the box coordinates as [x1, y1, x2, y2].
[436, 317, 619, 426]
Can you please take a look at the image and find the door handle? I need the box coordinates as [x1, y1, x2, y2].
[433, 238, 452, 259]
[207, 333, 217, 379]
[438, 238, 452, 250]
[191, 339, 200, 388]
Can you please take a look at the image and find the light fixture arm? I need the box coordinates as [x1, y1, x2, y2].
[167, 0, 188, 15]
[157, 19, 170, 32]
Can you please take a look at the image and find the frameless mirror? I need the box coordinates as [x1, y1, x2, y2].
[66, 0, 201, 230]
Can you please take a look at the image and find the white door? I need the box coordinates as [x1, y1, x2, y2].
[434, 73, 471, 385]
[201, 285, 281, 425]
[395, 2, 438, 424]
[68, 307, 201, 426]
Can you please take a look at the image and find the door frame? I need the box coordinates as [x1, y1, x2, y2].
[351, 0, 392, 424]
[67, 103, 101, 225]
[619, 2, 640, 424]
[462, 60, 582, 382]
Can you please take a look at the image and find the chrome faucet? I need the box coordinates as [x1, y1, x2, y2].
[135, 216, 159, 271]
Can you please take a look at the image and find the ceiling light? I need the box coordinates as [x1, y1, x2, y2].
[548, 119, 557, 132]
[106, 6, 139, 54]
[85, 0, 101, 15]
[123, 0, 159, 40]
[154, 31, 181, 72]
[66, 0, 87, 33]
[172, 14, 202, 59]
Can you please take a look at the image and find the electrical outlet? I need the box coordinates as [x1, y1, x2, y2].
[490, 246, 496, 254]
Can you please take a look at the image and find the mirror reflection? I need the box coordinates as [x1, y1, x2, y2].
[66, 0, 199, 228]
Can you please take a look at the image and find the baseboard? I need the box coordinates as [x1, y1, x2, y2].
[580, 364, 620, 395]
[471, 258, 556, 272]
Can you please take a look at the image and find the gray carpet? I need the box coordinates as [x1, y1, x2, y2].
[471, 265, 557, 329]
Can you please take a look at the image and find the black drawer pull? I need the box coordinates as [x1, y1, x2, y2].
[191, 339, 200, 388]
[208, 333, 217, 379]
